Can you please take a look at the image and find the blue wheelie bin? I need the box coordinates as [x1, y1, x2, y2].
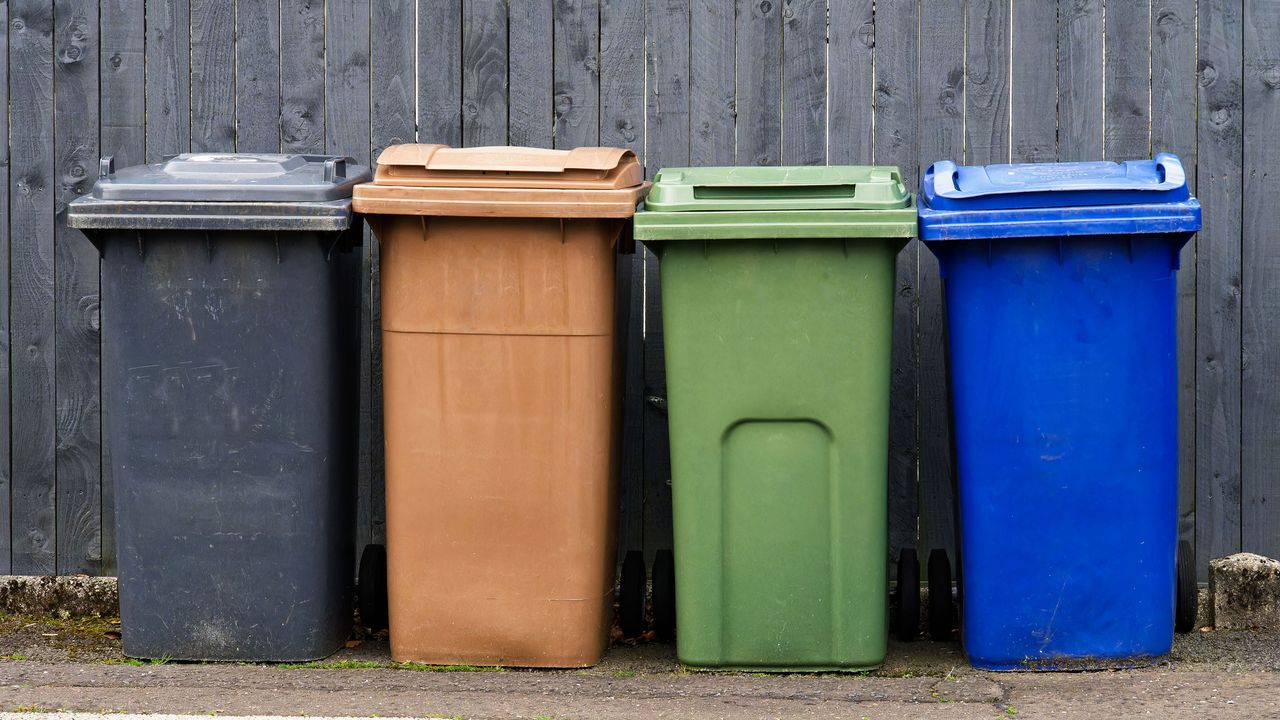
[918, 153, 1201, 671]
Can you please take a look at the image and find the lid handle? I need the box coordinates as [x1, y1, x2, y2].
[926, 160, 960, 195]
[99, 156, 115, 179]
[1154, 152, 1185, 188]
[325, 157, 348, 183]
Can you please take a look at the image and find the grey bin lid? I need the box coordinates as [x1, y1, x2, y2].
[94, 153, 371, 202]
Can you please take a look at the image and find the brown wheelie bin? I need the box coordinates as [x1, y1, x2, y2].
[353, 145, 649, 667]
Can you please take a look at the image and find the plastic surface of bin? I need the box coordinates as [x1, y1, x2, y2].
[352, 145, 649, 668]
[68, 153, 371, 662]
[633, 165, 916, 672]
[918, 154, 1201, 671]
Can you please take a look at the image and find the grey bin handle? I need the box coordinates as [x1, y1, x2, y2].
[324, 157, 348, 183]
[99, 156, 115, 179]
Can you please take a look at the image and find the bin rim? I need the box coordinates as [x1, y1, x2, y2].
[89, 153, 372, 203]
[633, 203, 918, 242]
[642, 164, 911, 212]
[67, 195, 359, 233]
[917, 198, 1201, 241]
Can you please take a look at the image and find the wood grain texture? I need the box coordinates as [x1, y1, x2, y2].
[372, 0, 416, 159]
[781, 0, 825, 165]
[827, 0, 873, 165]
[509, 0, 554, 148]
[1011, 0, 1058, 162]
[53, 0, 102, 575]
[645, 0, 689, 171]
[420, 0, 463, 146]
[916, 0, 964, 565]
[462, 0, 508, 146]
[235, 0, 282, 152]
[553, 0, 600, 148]
[874, 0, 920, 565]
[280, 0, 325, 153]
[144, 0, 189, 159]
[1242, 0, 1280, 558]
[1151, 0, 1198, 551]
[690, 0, 735, 165]
[967, 0, 1011, 163]
[1058, 0, 1103, 160]
[0, 0, 11, 573]
[1105, 0, 1151, 159]
[1197, 0, 1244, 573]
[735, 0, 781, 165]
[10, 0, 57, 575]
[190, 0, 235, 153]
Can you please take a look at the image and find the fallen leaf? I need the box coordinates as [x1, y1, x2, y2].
[344, 639, 363, 649]
[104, 630, 122, 640]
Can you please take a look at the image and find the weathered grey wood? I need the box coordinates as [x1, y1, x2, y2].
[1197, 0, 1244, 574]
[916, 0, 964, 566]
[190, 0, 235, 153]
[641, 249, 673, 562]
[53, 0, 102, 575]
[235, 0, 281, 151]
[600, 0, 647, 561]
[462, 0, 508, 146]
[782, 0, 825, 165]
[326, 0, 374, 558]
[553, 0, 599, 149]
[420, 0, 463, 146]
[280, 0, 324, 154]
[1058, 0, 1104, 161]
[0, 0, 12, 574]
[967, 0, 1011, 163]
[144, 0, 189, 159]
[1105, 1, 1151, 159]
[874, 0, 920, 566]
[827, 0, 874, 166]
[1242, 0, 1280, 558]
[1011, 0, 1058, 162]
[10, 0, 57, 575]
[509, 0, 553, 148]
[690, 0, 735, 165]
[98, 0, 144, 575]
[735, 0, 781, 165]
[645, 0, 689, 172]
[1151, 0, 1198, 552]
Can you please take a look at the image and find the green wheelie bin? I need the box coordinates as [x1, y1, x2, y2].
[633, 166, 916, 671]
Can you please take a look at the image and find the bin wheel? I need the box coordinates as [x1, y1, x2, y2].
[1176, 539, 1197, 634]
[358, 544, 389, 632]
[927, 549, 954, 641]
[651, 549, 676, 641]
[619, 550, 647, 638]
[895, 548, 920, 642]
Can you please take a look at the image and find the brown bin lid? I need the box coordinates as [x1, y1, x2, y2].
[354, 145, 650, 218]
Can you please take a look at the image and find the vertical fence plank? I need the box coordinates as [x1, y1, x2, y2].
[53, 0, 101, 575]
[645, 0, 689, 173]
[10, 0, 56, 575]
[462, 0, 508, 146]
[967, 0, 1011, 163]
[735, 0, 781, 165]
[875, 0, 919, 568]
[1058, 0, 1103, 160]
[690, 0, 734, 166]
[0, 0, 12, 574]
[190, 0, 235, 152]
[1196, 0, 1244, 573]
[1104, 1, 1151, 159]
[781, 0, 824, 165]
[916, 0, 964, 565]
[281, 0, 324, 154]
[553, 0, 600, 148]
[144, 0, 189, 160]
[235, 0, 282, 152]
[828, 0, 873, 166]
[601, 0, 646, 562]
[1152, 0, 1198, 553]
[420, 0, 463, 146]
[98, 0, 144, 575]
[1011, 0, 1058, 162]
[1242, 0, 1280, 558]
[509, 0, 554, 148]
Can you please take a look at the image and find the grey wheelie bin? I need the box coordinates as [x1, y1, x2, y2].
[67, 153, 371, 662]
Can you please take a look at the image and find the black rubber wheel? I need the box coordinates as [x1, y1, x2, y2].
[357, 544, 389, 631]
[1176, 539, 1197, 633]
[895, 548, 920, 642]
[619, 550, 647, 638]
[651, 549, 676, 641]
[927, 549, 954, 641]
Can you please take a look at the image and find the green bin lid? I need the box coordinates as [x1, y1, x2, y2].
[643, 165, 911, 212]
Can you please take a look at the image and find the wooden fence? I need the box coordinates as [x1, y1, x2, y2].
[0, 0, 1268, 580]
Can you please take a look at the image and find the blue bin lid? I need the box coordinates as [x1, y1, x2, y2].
[918, 153, 1201, 241]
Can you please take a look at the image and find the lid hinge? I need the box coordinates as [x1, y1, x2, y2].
[419, 215, 430, 241]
